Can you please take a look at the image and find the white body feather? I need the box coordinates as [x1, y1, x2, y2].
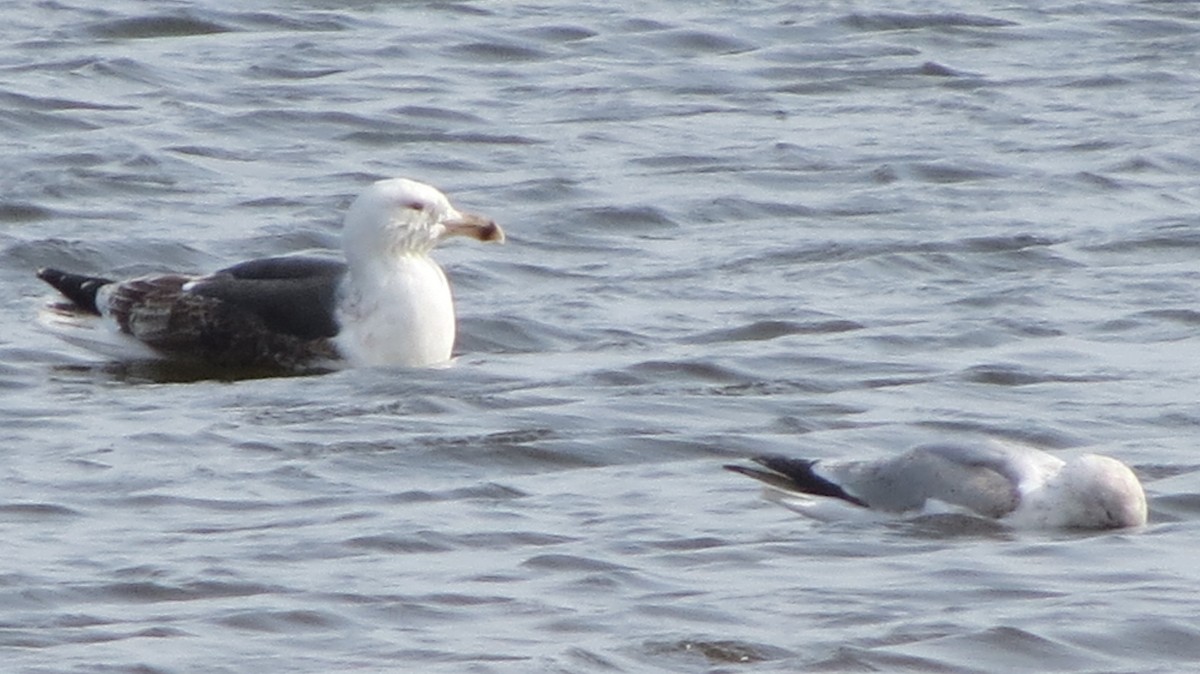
[37, 305, 161, 361]
[332, 255, 456, 367]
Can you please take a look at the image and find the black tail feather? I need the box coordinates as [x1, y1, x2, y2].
[725, 454, 869, 508]
[36, 268, 113, 315]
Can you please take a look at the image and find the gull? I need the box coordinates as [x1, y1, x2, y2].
[726, 441, 1147, 529]
[36, 178, 503, 369]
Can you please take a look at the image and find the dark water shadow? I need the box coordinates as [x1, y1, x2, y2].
[51, 360, 333, 385]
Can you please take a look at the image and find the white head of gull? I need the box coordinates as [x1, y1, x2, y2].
[726, 440, 1148, 530]
[35, 177, 503, 370]
[1003, 453, 1147, 529]
[334, 178, 504, 367]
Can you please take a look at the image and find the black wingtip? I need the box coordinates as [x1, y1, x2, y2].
[723, 462, 801, 492]
[36, 267, 112, 315]
[727, 454, 869, 508]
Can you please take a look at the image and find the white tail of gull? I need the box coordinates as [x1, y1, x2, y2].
[35, 178, 504, 369]
[726, 441, 1147, 529]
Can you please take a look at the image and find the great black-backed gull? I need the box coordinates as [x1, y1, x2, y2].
[726, 441, 1147, 529]
[36, 178, 504, 369]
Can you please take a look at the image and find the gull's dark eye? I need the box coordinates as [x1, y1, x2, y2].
[405, 201, 426, 211]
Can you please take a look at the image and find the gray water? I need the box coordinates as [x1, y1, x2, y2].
[2, 1, 1199, 672]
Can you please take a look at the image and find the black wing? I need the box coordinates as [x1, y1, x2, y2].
[187, 256, 348, 339]
[724, 455, 869, 507]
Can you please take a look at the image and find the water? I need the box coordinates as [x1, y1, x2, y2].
[2, 1, 1199, 672]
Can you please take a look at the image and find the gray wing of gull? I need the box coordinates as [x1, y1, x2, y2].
[820, 444, 1023, 517]
[186, 256, 348, 340]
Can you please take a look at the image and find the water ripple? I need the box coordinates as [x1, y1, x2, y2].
[1, 0, 1198, 672]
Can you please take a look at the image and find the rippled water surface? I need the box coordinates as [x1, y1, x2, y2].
[2, 1, 1199, 672]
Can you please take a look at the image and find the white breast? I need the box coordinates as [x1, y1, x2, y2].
[333, 256, 456, 367]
